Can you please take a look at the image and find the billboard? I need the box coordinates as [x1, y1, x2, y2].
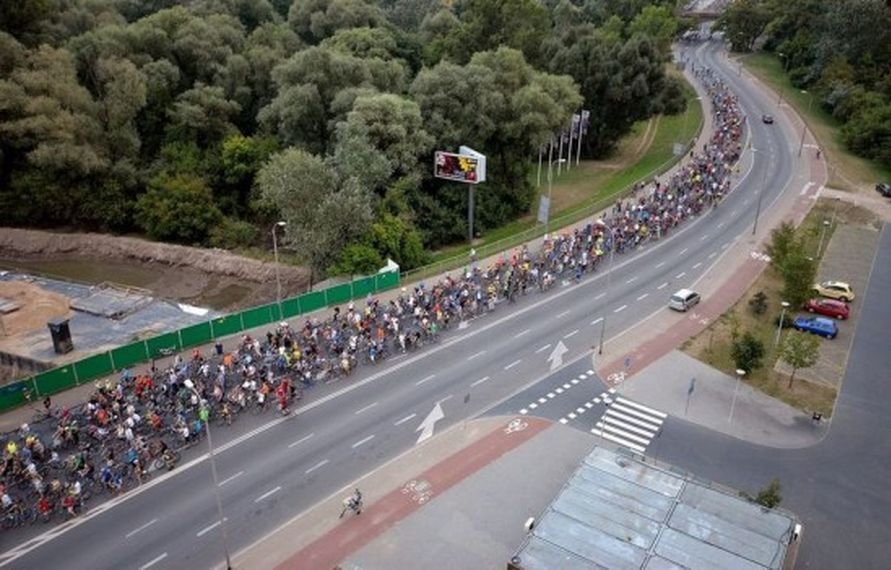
[434, 149, 486, 184]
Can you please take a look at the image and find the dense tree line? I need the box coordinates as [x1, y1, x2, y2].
[0, 0, 686, 278]
[717, 0, 891, 170]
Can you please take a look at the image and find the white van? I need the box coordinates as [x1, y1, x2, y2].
[669, 289, 701, 312]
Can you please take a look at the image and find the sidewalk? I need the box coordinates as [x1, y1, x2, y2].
[0, 58, 718, 434]
[230, 417, 595, 570]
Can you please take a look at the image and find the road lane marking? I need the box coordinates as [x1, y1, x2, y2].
[513, 328, 531, 338]
[352, 435, 375, 449]
[675, 272, 686, 279]
[467, 350, 486, 361]
[636, 294, 648, 301]
[700, 234, 709, 241]
[471, 376, 491, 387]
[394, 413, 417, 426]
[563, 330, 578, 339]
[535, 344, 551, 354]
[437, 395, 453, 404]
[504, 359, 522, 370]
[717, 221, 725, 228]
[218, 471, 244, 487]
[554, 389, 562, 395]
[547, 392, 556, 398]
[679, 248, 688, 255]
[140, 553, 168, 570]
[528, 403, 538, 409]
[721, 242, 731, 249]
[555, 310, 571, 319]
[305, 460, 329, 474]
[125, 519, 158, 539]
[656, 282, 668, 290]
[571, 379, 579, 384]
[614, 305, 627, 313]
[692, 262, 702, 269]
[254, 486, 282, 503]
[196, 518, 227, 538]
[590, 317, 603, 325]
[288, 433, 314, 448]
[655, 261, 666, 269]
[708, 252, 717, 259]
[731, 209, 738, 216]
[354, 402, 378, 415]
[625, 277, 637, 284]
[415, 374, 436, 386]
[594, 292, 606, 300]
[519, 409, 528, 414]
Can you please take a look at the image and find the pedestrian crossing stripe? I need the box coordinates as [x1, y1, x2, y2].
[590, 397, 667, 454]
[595, 422, 650, 445]
[615, 397, 667, 418]
[592, 429, 646, 453]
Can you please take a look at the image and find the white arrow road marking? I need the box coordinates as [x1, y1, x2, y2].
[547, 341, 569, 371]
[416, 402, 445, 445]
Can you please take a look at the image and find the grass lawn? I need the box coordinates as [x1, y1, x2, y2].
[741, 52, 891, 192]
[681, 198, 879, 417]
[420, 74, 704, 272]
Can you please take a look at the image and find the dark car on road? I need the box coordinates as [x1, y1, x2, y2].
[762, 114, 774, 124]
[793, 315, 838, 339]
[876, 182, 891, 197]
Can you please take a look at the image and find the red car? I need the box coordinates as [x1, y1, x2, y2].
[805, 298, 850, 320]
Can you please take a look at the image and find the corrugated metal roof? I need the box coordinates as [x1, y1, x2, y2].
[511, 447, 797, 570]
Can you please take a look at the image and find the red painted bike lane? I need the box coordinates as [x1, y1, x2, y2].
[276, 416, 551, 570]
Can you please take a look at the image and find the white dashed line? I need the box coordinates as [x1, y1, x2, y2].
[438, 395, 453, 404]
[528, 403, 538, 409]
[305, 459, 329, 474]
[354, 402, 378, 415]
[126, 519, 158, 539]
[556, 310, 571, 319]
[568, 413, 577, 419]
[547, 392, 556, 398]
[415, 374, 436, 386]
[692, 262, 702, 269]
[514, 329, 531, 338]
[564, 329, 579, 339]
[571, 379, 579, 384]
[721, 242, 731, 249]
[580, 374, 587, 379]
[218, 471, 244, 487]
[636, 293, 648, 301]
[352, 435, 375, 449]
[562, 383, 571, 389]
[504, 359, 522, 370]
[708, 252, 717, 259]
[471, 376, 491, 387]
[657, 282, 668, 290]
[675, 272, 686, 279]
[655, 261, 666, 269]
[467, 350, 486, 361]
[196, 518, 227, 538]
[576, 407, 585, 414]
[585, 402, 594, 409]
[717, 221, 725, 228]
[590, 317, 603, 325]
[679, 248, 689, 255]
[535, 344, 552, 354]
[614, 305, 627, 313]
[700, 234, 709, 241]
[559, 418, 569, 425]
[140, 553, 168, 570]
[288, 433, 314, 449]
[625, 277, 637, 284]
[394, 413, 417, 426]
[731, 209, 738, 216]
[594, 292, 606, 300]
[538, 398, 547, 404]
[555, 388, 564, 394]
[254, 486, 281, 503]
[519, 409, 528, 415]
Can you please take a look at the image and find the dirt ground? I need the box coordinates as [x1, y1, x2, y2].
[0, 281, 71, 338]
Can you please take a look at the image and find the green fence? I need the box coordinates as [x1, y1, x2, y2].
[1, 271, 401, 413]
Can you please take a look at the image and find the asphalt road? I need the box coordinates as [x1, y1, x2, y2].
[0, 39, 799, 570]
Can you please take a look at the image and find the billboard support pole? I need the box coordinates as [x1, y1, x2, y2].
[536, 146, 542, 187]
[468, 184, 475, 244]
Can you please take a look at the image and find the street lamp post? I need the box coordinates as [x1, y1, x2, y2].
[272, 221, 287, 316]
[597, 223, 618, 356]
[184, 379, 232, 570]
[774, 301, 790, 347]
[816, 219, 830, 257]
[729, 369, 745, 424]
[798, 90, 814, 157]
[751, 147, 768, 236]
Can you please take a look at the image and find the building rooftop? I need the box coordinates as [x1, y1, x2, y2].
[510, 447, 798, 570]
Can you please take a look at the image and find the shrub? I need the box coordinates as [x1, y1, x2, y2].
[748, 291, 768, 315]
[731, 331, 765, 373]
[755, 478, 782, 508]
[136, 174, 223, 244]
[208, 217, 258, 249]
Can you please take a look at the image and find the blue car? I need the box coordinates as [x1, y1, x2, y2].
[792, 315, 838, 339]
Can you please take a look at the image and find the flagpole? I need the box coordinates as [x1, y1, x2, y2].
[557, 132, 564, 176]
[576, 112, 584, 165]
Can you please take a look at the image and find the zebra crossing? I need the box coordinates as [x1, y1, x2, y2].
[591, 396, 667, 454]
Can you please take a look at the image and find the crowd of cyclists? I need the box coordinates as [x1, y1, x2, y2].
[0, 67, 743, 530]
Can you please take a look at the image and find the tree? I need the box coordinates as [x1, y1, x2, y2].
[321, 27, 399, 60]
[135, 174, 223, 243]
[330, 122, 393, 193]
[328, 242, 383, 276]
[755, 478, 782, 508]
[716, 0, 771, 52]
[368, 213, 427, 270]
[166, 83, 242, 147]
[780, 246, 817, 308]
[443, 0, 550, 65]
[766, 221, 797, 267]
[287, 0, 385, 44]
[780, 331, 820, 388]
[731, 331, 765, 373]
[628, 4, 678, 52]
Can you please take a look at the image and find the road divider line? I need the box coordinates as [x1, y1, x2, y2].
[636, 294, 648, 301]
[692, 262, 702, 269]
[351, 435, 375, 449]
[125, 518, 158, 539]
[675, 272, 686, 279]
[555, 310, 571, 319]
[254, 486, 282, 503]
[590, 317, 603, 325]
[513, 329, 531, 338]
[535, 344, 551, 354]
[679, 248, 688, 255]
[700, 234, 708, 242]
[594, 292, 606, 300]
[625, 277, 637, 284]
[288, 434, 314, 449]
[614, 305, 627, 313]
[656, 282, 668, 290]
[218, 471, 244, 487]
[394, 413, 417, 426]
[354, 402, 378, 415]
[139, 553, 168, 570]
[415, 374, 436, 386]
[563, 330, 579, 339]
[471, 376, 491, 387]
[504, 359, 522, 370]
[196, 518, 227, 538]
[655, 261, 666, 269]
[305, 460, 329, 474]
[467, 350, 486, 361]
[708, 252, 717, 259]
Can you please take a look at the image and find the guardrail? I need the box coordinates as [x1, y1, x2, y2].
[0, 271, 400, 412]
